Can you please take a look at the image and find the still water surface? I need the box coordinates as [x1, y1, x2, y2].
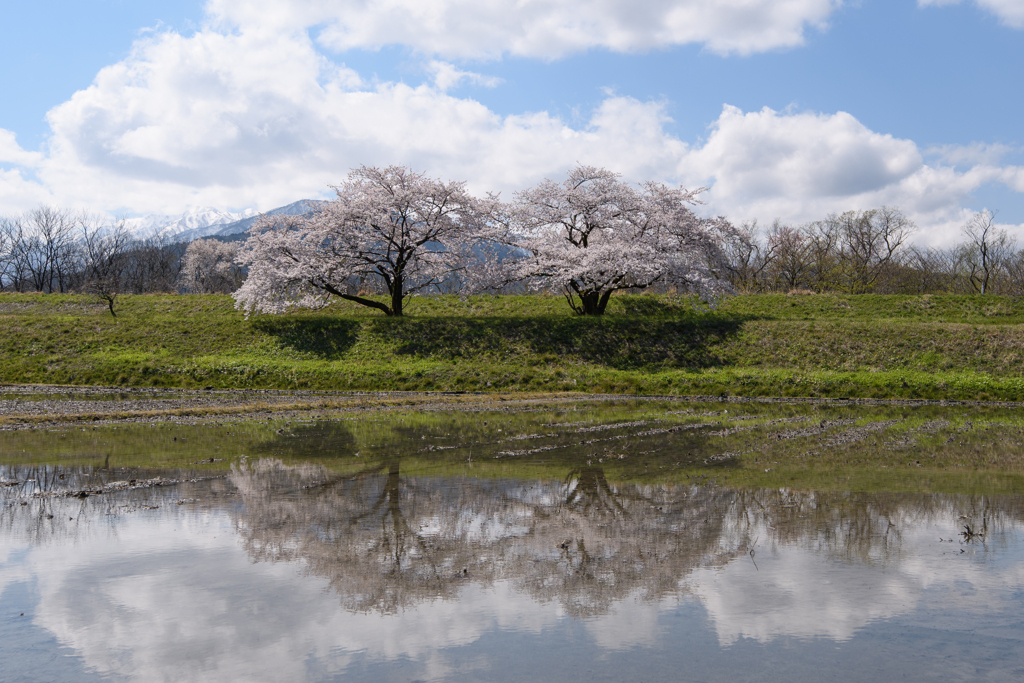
[2, 400, 1024, 681]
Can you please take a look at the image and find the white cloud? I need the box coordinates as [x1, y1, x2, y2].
[206, 0, 844, 59]
[1, 18, 1021, 246]
[6, 25, 695, 214]
[926, 142, 1016, 167]
[0, 129, 53, 212]
[426, 61, 503, 91]
[679, 105, 1024, 243]
[998, 165, 1024, 192]
[685, 105, 923, 203]
[0, 168, 54, 213]
[919, 0, 1024, 28]
[0, 130, 43, 167]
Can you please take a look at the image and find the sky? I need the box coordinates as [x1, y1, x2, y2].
[1, 0, 1023, 244]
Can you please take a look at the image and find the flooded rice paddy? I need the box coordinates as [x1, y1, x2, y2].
[2, 397, 1024, 681]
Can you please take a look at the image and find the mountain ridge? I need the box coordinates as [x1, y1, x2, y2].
[124, 200, 323, 242]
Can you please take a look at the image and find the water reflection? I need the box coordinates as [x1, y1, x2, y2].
[3, 405, 1024, 682]
[226, 456, 1024, 630]
[230, 459, 736, 617]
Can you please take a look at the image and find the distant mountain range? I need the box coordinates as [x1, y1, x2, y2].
[125, 199, 325, 242]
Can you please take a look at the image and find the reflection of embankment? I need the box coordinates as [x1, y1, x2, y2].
[229, 459, 1024, 618]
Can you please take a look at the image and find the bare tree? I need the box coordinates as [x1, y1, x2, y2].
[22, 207, 79, 293]
[0, 216, 16, 291]
[834, 207, 916, 293]
[903, 245, 957, 294]
[804, 217, 843, 292]
[960, 210, 1015, 294]
[1004, 248, 1024, 296]
[122, 236, 185, 294]
[721, 220, 776, 293]
[765, 220, 810, 291]
[77, 217, 134, 316]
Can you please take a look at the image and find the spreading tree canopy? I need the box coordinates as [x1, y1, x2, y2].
[233, 165, 483, 317]
[503, 165, 734, 315]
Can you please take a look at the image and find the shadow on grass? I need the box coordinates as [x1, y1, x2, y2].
[253, 317, 361, 360]
[609, 296, 697, 317]
[375, 316, 748, 370]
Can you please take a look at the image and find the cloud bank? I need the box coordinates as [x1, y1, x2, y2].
[207, 0, 843, 59]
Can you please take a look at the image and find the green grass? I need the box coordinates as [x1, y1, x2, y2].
[2, 292, 1024, 400]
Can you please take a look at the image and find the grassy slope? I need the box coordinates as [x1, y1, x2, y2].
[2, 292, 1024, 400]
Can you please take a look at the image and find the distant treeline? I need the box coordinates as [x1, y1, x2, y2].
[0, 208, 185, 296]
[3, 204, 1022, 301]
[721, 207, 1024, 295]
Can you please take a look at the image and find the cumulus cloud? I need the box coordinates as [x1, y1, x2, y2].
[8, 25, 694, 214]
[0, 169, 54, 213]
[685, 106, 923, 202]
[680, 105, 1024, 243]
[919, 0, 1024, 28]
[0, 15, 1021, 245]
[206, 0, 843, 59]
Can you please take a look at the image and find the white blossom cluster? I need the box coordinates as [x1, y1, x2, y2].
[233, 165, 736, 316]
[178, 239, 244, 294]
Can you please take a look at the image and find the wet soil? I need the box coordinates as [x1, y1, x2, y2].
[2, 383, 1023, 432]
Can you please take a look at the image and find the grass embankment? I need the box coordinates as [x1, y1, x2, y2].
[2, 292, 1024, 400]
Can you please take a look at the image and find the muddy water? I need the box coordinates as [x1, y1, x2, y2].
[2, 400, 1024, 682]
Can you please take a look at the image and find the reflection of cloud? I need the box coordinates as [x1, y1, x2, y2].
[8, 508, 571, 682]
[583, 591, 683, 651]
[0, 543, 32, 603]
[691, 518, 1024, 647]
[6, 477, 1024, 679]
[692, 544, 919, 645]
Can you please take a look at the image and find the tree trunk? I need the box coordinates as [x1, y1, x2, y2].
[578, 290, 603, 315]
[391, 273, 404, 317]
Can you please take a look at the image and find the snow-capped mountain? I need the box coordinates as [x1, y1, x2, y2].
[125, 206, 259, 241]
[211, 200, 327, 238]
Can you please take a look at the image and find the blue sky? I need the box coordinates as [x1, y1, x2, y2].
[1, 0, 1022, 243]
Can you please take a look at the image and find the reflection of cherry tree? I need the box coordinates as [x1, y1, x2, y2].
[230, 458, 737, 616]
[229, 457, 1024, 619]
[520, 465, 735, 617]
[231, 458, 491, 613]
